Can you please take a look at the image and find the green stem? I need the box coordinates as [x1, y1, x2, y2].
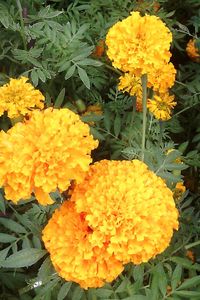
[16, 0, 27, 50]
[172, 102, 199, 118]
[104, 63, 123, 75]
[141, 74, 147, 162]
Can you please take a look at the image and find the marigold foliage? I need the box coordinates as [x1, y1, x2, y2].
[43, 159, 179, 289]
[0, 108, 98, 205]
[106, 11, 172, 76]
[0, 77, 44, 118]
[186, 39, 200, 62]
[147, 93, 177, 120]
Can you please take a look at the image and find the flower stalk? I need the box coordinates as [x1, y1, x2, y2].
[16, 0, 27, 50]
[141, 74, 148, 161]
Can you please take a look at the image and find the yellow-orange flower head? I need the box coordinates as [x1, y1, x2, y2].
[42, 159, 179, 288]
[0, 77, 44, 118]
[106, 11, 172, 76]
[0, 108, 98, 205]
[147, 93, 176, 120]
[186, 39, 200, 62]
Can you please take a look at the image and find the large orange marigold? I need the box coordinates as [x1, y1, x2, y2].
[42, 159, 179, 288]
[0, 108, 98, 205]
[0, 77, 44, 118]
[106, 11, 172, 76]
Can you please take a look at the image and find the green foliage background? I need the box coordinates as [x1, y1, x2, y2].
[0, 0, 200, 299]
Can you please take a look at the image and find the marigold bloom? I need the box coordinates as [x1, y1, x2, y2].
[42, 201, 123, 289]
[147, 93, 176, 120]
[173, 182, 186, 202]
[148, 62, 176, 93]
[0, 108, 98, 205]
[106, 11, 172, 76]
[118, 73, 142, 111]
[0, 77, 44, 118]
[186, 39, 200, 62]
[43, 159, 179, 288]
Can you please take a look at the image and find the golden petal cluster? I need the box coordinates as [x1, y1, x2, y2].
[0, 108, 98, 205]
[186, 39, 200, 62]
[148, 62, 176, 93]
[0, 77, 44, 118]
[118, 73, 142, 111]
[106, 11, 172, 76]
[42, 159, 179, 289]
[147, 93, 176, 120]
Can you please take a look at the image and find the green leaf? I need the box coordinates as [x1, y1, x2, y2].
[31, 69, 39, 86]
[0, 233, 16, 243]
[72, 285, 83, 300]
[95, 288, 113, 298]
[114, 114, 121, 137]
[0, 191, 6, 213]
[0, 218, 27, 233]
[103, 109, 112, 132]
[177, 276, 200, 290]
[170, 257, 200, 271]
[1, 249, 47, 268]
[37, 69, 46, 83]
[38, 256, 53, 279]
[0, 246, 11, 264]
[57, 282, 72, 300]
[77, 67, 90, 89]
[171, 265, 182, 290]
[54, 88, 65, 108]
[81, 114, 103, 123]
[90, 127, 105, 141]
[65, 65, 76, 80]
[173, 290, 200, 298]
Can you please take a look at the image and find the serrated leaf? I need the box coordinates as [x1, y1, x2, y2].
[31, 69, 39, 86]
[65, 64, 75, 80]
[90, 127, 105, 141]
[0, 246, 11, 264]
[77, 67, 90, 89]
[170, 257, 200, 271]
[114, 114, 121, 137]
[54, 88, 65, 108]
[72, 285, 83, 300]
[1, 249, 47, 268]
[0, 218, 27, 233]
[177, 276, 200, 290]
[81, 114, 103, 123]
[171, 265, 182, 290]
[0, 233, 16, 243]
[0, 192, 6, 213]
[38, 256, 53, 279]
[95, 289, 113, 297]
[57, 282, 72, 300]
[37, 69, 46, 83]
[173, 290, 200, 298]
[103, 109, 112, 132]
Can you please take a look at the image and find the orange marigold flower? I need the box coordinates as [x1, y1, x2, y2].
[173, 182, 186, 202]
[147, 93, 176, 120]
[43, 160, 179, 288]
[0, 108, 98, 205]
[118, 72, 142, 111]
[0, 77, 44, 118]
[148, 62, 176, 93]
[42, 201, 123, 289]
[186, 39, 200, 62]
[106, 11, 172, 76]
